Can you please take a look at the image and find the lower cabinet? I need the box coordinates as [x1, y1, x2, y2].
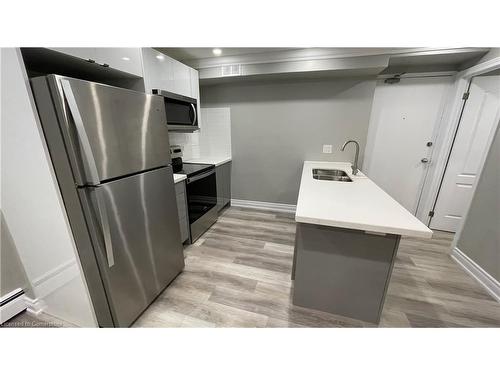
[216, 161, 232, 212]
[174, 181, 190, 243]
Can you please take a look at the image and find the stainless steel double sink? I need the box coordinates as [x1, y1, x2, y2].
[312, 168, 352, 182]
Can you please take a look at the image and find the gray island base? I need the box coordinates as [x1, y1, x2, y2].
[292, 223, 401, 324]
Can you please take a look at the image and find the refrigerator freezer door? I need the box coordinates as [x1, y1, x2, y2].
[82, 166, 184, 327]
[57, 76, 171, 184]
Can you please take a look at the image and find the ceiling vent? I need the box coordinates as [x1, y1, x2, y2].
[221, 64, 241, 77]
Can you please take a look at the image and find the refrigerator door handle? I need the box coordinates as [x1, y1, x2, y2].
[61, 79, 100, 185]
[95, 189, 115, 268]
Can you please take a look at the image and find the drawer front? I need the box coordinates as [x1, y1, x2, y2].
[175, 181, 189, 242]
[179, 213, 189, 242]
[176, 192, 186, 216]
[175, 181, 186, 195]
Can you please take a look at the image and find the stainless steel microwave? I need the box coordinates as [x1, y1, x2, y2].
[152, 89, 199, 132]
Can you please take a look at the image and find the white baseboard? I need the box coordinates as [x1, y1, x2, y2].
[24, 296, 47, 315]
[231, 199, 296, 214]
[452, 247, 500, 302]
[31, 259, 79, 299]
[19, 259, 79, 316]
[1, 289, 27, 324]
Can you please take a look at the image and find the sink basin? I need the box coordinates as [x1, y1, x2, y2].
[312, 168, 352, 182]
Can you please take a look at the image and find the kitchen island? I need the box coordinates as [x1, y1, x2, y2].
[292, 161, 432, 324]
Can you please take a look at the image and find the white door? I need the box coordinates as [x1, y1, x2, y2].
[94, 48, 143, 77]
[141, 48, 175, 94]
[50, 48, 96, 61]
[363, 76, 453, 214]
[430, 76, 500, 232]
[172, 61, 191, 97]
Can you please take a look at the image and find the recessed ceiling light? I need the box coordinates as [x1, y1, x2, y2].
[156, 55, 165, 60]
[212, 48, 222, 56]
[121, 57, 130, 61]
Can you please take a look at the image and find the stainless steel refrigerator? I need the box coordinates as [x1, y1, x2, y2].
[31, 75, 185, 327]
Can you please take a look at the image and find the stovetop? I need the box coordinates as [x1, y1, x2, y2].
[177, 163, 215, 177]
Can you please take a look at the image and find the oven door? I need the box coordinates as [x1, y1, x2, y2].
[186, 169, 217, 224]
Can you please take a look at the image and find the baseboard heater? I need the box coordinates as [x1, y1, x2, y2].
[0, 288, 27, 324]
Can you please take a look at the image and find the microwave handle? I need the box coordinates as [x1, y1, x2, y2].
[190, 103, 197, 126]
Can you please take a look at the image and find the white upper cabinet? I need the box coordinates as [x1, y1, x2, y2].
[141, 48, 175, 93]
[94, 48, 143, 77]
[50, 48, 96, 62]
[49, 48, 143, 77]
[173, 61, 192, 97]
[190, 68, 200, 99]
[142, 48, 199, 100]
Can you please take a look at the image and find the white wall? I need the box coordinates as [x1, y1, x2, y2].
[0, 48, 96, 326]
[169, 107, 232, 161]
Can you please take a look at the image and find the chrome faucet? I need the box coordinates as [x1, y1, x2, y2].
[341, 140, 360, 175]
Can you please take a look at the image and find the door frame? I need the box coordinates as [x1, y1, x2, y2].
[417, 56, 500, 243]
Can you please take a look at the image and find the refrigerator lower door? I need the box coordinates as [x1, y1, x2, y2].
[81, 166, 184, 327]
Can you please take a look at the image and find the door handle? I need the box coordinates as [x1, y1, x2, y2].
[95, 189, 115, 268]
[421, 158, 430, 163]
[190, 103, 197, 126]
[61, 80, 100, 185]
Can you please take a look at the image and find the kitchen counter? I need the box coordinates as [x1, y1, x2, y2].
[295, 161, 432, 238]
[184, 156, 232, 167]
[293, 161, 433, 323]
[173, 174, 187, 184]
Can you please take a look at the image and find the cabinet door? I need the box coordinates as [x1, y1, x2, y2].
[173, 61, 191, 97]
[215, 165, 224, 212]
[175, 181, 189, 243]
[94, 48, 143, 77]
[190, 68, 202, 127]
[141, 48, 175, 94]
[50, 48, 96, 62]
[190, 68, 200, 99]
[223, 162, 232, 206]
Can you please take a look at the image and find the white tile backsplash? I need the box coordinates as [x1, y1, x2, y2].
[169, 107, 231, 161]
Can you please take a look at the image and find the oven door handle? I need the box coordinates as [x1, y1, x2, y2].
[187, 169, 215, 184]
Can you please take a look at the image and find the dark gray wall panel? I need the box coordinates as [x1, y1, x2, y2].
[201, 78, 376, 204]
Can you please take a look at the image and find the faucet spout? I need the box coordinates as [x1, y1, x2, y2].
[341, 140, 360, 175]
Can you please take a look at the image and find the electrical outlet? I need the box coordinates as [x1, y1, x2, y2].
[322, 144, 333, 154]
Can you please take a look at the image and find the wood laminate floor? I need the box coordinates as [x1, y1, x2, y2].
[133, 207, 500, 328]
[6, 206, 498, 328]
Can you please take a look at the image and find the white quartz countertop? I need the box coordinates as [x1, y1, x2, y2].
[295, 161, 433, 238]
[173, 174, 187, 184]
[184, 156, 232, 167]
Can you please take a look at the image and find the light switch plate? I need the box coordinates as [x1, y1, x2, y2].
[322, 144, 333, 154]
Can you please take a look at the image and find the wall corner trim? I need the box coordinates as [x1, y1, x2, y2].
[231, 199, 297, 214]
[451, 247, 500, 302]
